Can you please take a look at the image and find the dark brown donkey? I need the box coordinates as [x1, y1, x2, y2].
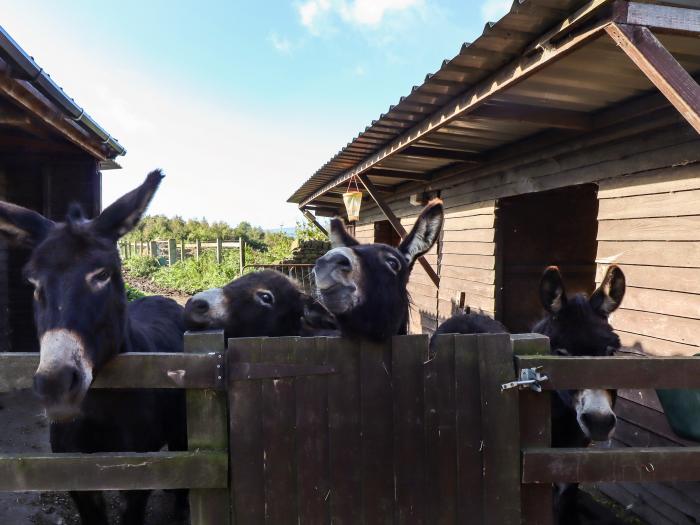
[313, 199, 444, 341]
[184, 269, 338, 337]
[432, 265, 626, 524]
[0, 171, 187, 525]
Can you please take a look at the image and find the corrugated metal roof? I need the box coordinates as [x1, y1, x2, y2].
[288, 0, 700, 206]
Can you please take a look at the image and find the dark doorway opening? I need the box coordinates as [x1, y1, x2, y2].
[496, 184, 599, 333]
[374, 220, 401, 247]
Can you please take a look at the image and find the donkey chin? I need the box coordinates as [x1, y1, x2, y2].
[574, 389, 617, 442]
[33, 329, 94, 422]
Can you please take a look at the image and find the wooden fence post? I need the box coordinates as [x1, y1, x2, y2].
[150, 241, 158, 259]
[168, 239, 177, 266]
[185, 330, 231, 525]
[216, 237, 223, 265]
[196, 239, 201, 260]
[512, 334, 553, 525]
[239, 237, 245, 276]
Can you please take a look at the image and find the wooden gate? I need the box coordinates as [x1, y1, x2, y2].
[225, 333, 543, 524]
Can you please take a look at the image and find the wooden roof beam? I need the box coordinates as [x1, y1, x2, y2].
[400, 146, 484, 162]
[469, 103, 594, 131]
[357, 173, 439, 288]
[301, 209, 329, 235]
[605, 23, 700, 134]
[613, 1, 700, 36]
[298, 3, 609, 208]
[365, 168, 432, 181]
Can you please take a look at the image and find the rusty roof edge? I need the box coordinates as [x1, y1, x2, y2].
[288, 0, 596, 204]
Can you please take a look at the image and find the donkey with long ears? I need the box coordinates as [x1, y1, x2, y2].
[431, 264, 626, 524]
[0, 170, 187, 525]
[184, 269, 338, 338]
[313, 199, 444, 341]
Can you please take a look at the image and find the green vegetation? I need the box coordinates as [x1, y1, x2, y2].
[125, 283, 146, 301]
[122, 215, 329, 296]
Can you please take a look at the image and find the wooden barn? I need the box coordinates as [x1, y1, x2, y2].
[289, 1, 700, 522]
[0, 27, 125, 353]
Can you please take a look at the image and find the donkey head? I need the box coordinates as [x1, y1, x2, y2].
[534, 265, 626, 442]
[184, 269, 336, 338]
[0, 171, 163, 421]
[313, 199, 444, 341]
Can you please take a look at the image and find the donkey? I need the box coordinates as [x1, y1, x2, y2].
[184, 269, 338, 337]
[0, 171, 187, 525]
[432, 265, 625, 524]
[313, 199, 444, 341]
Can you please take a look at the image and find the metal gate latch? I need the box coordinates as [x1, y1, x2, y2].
[501, 367, 549, 392]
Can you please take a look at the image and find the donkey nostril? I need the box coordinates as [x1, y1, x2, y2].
[191, 299, 209, 314]
[68, 368, 82, 395]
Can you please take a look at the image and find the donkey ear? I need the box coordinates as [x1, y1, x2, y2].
[398, 199, 444, 266]
[590, 265, 626, 316]
[92, 169, 163, 241]
[0, 201, 54, 248]
[540, 266, 567, 314]
[329, 218, 359, 248]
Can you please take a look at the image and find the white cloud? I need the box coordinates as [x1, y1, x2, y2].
[480, 0, 512, 22]
[297, 0, 422, 34]
[269, 32, 293, 54]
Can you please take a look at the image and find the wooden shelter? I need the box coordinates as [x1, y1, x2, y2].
[289, 1, 700, 521]
[0, 26, 125, 353]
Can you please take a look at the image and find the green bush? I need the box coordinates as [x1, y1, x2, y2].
[125, 284, 146, 301]
[150, 251, 241, 295]
[124, 255, 161, 278]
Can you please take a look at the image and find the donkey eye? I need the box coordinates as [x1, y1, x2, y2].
[94, 270, 111, 282]
[386, 257, 400, 273]
[256, 291, 275, 306]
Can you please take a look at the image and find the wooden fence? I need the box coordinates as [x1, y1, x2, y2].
[120, 238, 246, 267]
[4, 332, 700, 524]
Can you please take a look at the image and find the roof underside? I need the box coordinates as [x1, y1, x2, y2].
[289, 0, 700, 208]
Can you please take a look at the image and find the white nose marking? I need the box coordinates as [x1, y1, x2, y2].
[37, 329, 93, 392]
[191, 288, 228, 322]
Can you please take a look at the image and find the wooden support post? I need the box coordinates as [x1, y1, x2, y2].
[196, 239, 202, 260]
[239, 237, 245, 277]
[216, 237, 223, 265]
[168, 239, 177, 266]
[185, 330, 231, 525]
[180, 239, 186, 261]
[358, 174, 440, 287]
[605, 23, 700, 134]
[512, 334, 553, 525]
[301, 209, 328, 237]
[150, 241, 158, 259]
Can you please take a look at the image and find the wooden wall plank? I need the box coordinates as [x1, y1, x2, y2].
[614, 308, 700, 346]
[618, 329, 699, 357]
[600, 264, 700, 295]
[598, 163, 700, 198]
[597, 241, 700, 268]
[621, 286, 700, 320]
[598, 216, 700, 241]
[598, 188, 700, 219]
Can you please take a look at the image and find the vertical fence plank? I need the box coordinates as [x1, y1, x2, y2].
[327, 337, 362, 524]
[261, 337, 298, 524]
[393, 335, 428, 524]
[424, 334, 457, 525]
[360, 338, 394, 524]
[181, 239, 186, 260]
[168, 239, 177, 266]
[228, 337, 265, 524]
[239, 237, 246, 276]
[478, 333, 520, 525]
[454, 334, 483, 524]
[185, 330, 230, 525]
[514, 335, 553, 525]
[295, 337, 330, 523]
[150, 241, 158, 258]
[216, 237, 223, 264]
[196, 239, 201, 260]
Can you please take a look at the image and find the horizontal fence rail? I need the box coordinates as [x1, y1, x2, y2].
[0, 352, 225, 391]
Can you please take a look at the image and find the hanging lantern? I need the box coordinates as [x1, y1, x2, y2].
[342, 175, 363, 222]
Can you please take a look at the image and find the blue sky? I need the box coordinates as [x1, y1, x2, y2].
[3, 0, 511, 228]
